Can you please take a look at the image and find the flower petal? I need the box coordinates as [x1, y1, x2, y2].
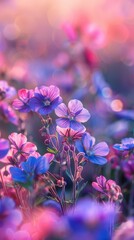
[0, 139, 9, 159]
[21, 156, 37, 173]
[93, 142, 109, 156]
[56, 118, 70, 128]
[55, 103, 68, 117]
[75, 140, 85, 153]
[113, 144, 125, 151]
[68, 99, 83, 114]
[9, 133, 27, 148]
[75, 108, 90, 122]
[88, 155, 107, 165]
[10, 167, 27, 183]
[92, 182, 104, 193]
[48, 85, 60, 101]
[35, 156, 49, 174]
[82, 133, 95, 151]
[70, 120, 85, 131]
[22, 142, 37, 154]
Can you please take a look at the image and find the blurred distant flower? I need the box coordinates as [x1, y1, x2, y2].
[0, 80, 16, 100]
[0, 102, 18, 125]
[113, 220, 134, 240]
[55, 99, 90, 131]
[121, 158, 134, 180]
[75, 132, 109, 165]
[13, 89, 34, 113]
[92, 175, 123, 203]
[29, 85, 62, 115]
[114, 138, 134, 151]
[0, 138, 9, 158]
[8, 132, 37, 161]
[51, 199, 115, 240]
[10, 156, 49, 185]
[56, 126, 85, 143]
[0, 197, 22, 228]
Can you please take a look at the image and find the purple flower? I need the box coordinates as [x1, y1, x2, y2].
[0, 80, 16, 100]
[75, 132, 109, 165]
[29, 85, 62, 115]
[55, 99, 90, 130]
[0, 197, 22, 228]
[10, 156, 49, 186]
[121, 159, 134, 180]
[114, 137, 134, 151]
[0, 138, 9, 158]
[0, 102, 19, 125]
[13, 89, 34, 113]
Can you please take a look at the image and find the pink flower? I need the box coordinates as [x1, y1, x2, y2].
[92, 175, 123, 203]
[56, 126, 85, 143]
[8, 132, 37, 162]
[13, 89, 34, 113]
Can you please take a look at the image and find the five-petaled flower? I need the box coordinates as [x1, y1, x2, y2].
[8, 132, 37, 162]
[10, 156, 49, 186]
[29, 85, 62, 115]
[114, 137, 134, 151]
[55, 99, 90, 131]
[75, 132, 109, 165]
[92, 175, 123, 203]
[13, 88, 34, 112]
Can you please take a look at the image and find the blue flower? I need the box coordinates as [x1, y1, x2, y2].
[0, 138, 9, 159]
[10, 156, 49, 185]
[114, 137, 134, 151]
[29, 85, 62, 115]
[75, 132, 109, 165]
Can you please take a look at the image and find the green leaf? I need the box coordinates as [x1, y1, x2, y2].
[47, 147, 58, 154]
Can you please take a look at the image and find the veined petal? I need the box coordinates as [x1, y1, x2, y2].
[96, 175, 107, 187]
[82, 133, 95, 151]
[12, 99, 31, 112]
[55, 103, 68, 117]
[56, 118, 70, 128]
[75, 108, 90, 122]
[75, 140, 85, 153]
[70, 120, 85, 131]
[68, 99, 83, 114]
[21, 156, 37, 174]
[38, 106, 53, 115]
[29, 97, 42, 111]
[9, 133, 27, 148]
[10, 167, 27, 183]
[93, 142, 109, 156]
[88, 155, 107, 165]
[22, 142, 37, 154]
[48, 85, 60, 101]
[35, 156, 49, 175]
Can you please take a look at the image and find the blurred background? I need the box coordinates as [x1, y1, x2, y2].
[0, 0, 134, 145]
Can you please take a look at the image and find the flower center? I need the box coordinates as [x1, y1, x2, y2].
[44, 100, 51, 106]
[86, 150, 93, 156]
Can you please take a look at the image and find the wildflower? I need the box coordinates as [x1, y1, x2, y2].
[0, 138, 9, 158]
[92, 175, 123, 203]
[114, 137, 134, 151]
[0, 102, 18, 125]
[13, 89, 34, 113]
[55, 99, 90, 131]
[0, 80, 16, 100]
[8, 132, 37, 161]
[10, 156, 49, 185]
[75, 132, 109, 165]
[29, 85, 62, 115]
[56, 126, 85, 143]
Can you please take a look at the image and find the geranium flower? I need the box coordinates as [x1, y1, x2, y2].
[92, 175, 123, 203]
[0, 138, 9, 158]
[56, 126, 85, 143]
[10, 156, 49, 185]
[8, 132, 37, 161]
[29, 85, 62, 115]
[13, 89, 34, 113]
[114, 137, 134, 151]
[75, 132, 109, 165]
[55, 99, 90, 130]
